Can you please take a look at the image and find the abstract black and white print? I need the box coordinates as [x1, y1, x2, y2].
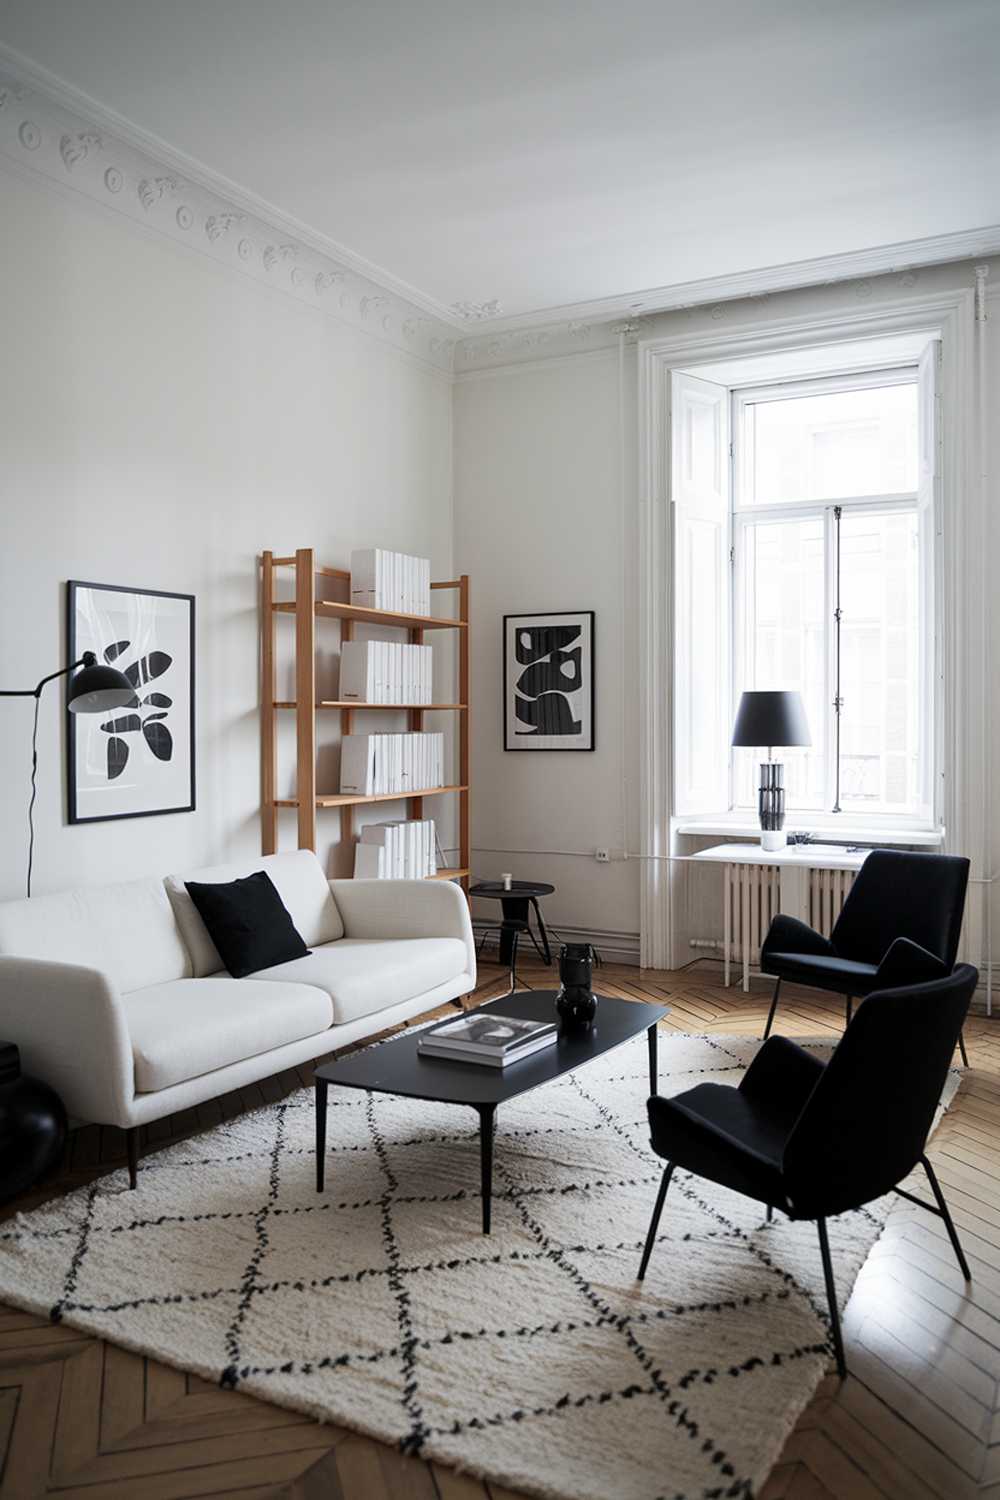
[504, 611, 594, 751]
[67, 581, 195, 822]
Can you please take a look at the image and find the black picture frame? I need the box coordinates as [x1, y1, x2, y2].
[503, 610, 595, 751]
[67, 580, 196, 824]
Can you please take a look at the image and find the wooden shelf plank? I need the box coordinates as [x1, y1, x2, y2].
[273, 784, 468, 810]
[273, 701, 467, 711]
[428, 867, 470, 881]
[272, 600, 466, 630]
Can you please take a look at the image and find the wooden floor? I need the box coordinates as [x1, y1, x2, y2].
[2, 957, 999, 1499]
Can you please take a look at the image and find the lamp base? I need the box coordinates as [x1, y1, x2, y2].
[760, 829, 787, 853]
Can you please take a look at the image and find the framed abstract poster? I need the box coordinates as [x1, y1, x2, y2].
[67, 581, 195, 823]
[503, 611, 594, 751]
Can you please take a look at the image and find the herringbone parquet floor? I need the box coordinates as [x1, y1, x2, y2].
[2, 957, 999, 1500]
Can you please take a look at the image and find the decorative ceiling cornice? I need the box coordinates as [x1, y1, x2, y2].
[0, 46, 458, 373]
[3, 41, 999, 371]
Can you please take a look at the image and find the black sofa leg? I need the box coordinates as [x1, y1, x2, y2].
[126, 1127, 139, 1189]
[958, 1029, 969, 1068]
[763, 978, 781, 1040]
[638, 1164, 674, 1281]
[816, 1217, 847, 1380]
[921, 1154, 971, 1280]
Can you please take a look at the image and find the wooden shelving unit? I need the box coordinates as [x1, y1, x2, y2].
[260, 547, 470, 891]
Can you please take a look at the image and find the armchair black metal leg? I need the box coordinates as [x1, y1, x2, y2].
[637, 1164, 674, 1281]
[765, 1204, 773, 1223]
[816, 1217, 847, 1380]
[763, 978, 781, 1040]
[921, 1155, 972, 1281]
[845, 994, 854, 1027]
[958, 1029, 969, 1068]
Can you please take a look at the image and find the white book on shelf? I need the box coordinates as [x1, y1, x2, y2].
[353, 842, 384, 878]
[339, 640, 371, 703]
[341, 735, 374, 795]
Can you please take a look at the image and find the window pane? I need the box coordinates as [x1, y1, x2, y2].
[744, 381, 918, 505]
[838, 509, 920, 813]
[735, 515, 826, 810]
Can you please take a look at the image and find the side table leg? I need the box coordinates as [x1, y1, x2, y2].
[479, 1105, 496, 1234]
[647, 1024, 658, 1096]
[316, 1077, 328, 1193]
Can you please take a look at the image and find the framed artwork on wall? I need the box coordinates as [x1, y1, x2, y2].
[503, 610, 594, 751]
[67, 581, 196, 823]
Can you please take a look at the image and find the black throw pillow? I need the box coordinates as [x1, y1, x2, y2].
[184, 871, 310, 979]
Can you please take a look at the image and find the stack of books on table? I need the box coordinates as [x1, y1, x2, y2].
[350, 549, 431, 617]
[354, 820, 437, 878]
[340, 732, 445, 795]
[340, 640, 434, 705]
[417, 1012, 557, 1068]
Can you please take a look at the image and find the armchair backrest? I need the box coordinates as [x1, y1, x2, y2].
[831, 849, 969, 967]
[782, 963, 977, 1218]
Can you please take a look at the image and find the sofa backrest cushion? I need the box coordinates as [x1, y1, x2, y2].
[0, 877, 191, 994]
[164, 849, 344, 977]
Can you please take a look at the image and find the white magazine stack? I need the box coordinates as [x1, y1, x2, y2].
[340, 732, 445, 795]
[339, 640, 434, 705]
[350, 549, 431, 617]
[353, 820, 437, 879]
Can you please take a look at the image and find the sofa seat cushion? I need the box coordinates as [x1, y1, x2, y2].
[249, 938, 469, 1025]
[124, 978, 333, 1093]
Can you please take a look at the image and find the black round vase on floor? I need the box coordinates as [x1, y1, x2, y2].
[0, 1042, 67, 1202]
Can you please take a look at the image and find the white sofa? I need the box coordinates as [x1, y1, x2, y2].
[0, 849, 476, 1184]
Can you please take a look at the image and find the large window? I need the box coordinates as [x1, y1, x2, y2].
[732, 370, 927, 819]
[669, 347, 937, 829]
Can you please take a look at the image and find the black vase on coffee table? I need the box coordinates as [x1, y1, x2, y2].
[0, 1043, 67, 1202]
[555, 943, 598, 1032]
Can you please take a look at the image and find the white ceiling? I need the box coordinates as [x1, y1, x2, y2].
[2, 0, 999, 327]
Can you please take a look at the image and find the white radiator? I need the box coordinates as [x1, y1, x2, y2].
[724, 862, 856, 980]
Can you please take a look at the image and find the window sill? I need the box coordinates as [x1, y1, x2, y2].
[673, 815, 945, 848]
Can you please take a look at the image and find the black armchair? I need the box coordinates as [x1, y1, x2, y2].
[638, 964, 977, 1379]
[760, 849, 970, 1064]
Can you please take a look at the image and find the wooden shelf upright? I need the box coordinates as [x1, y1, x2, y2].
[260, 547, 470, 892]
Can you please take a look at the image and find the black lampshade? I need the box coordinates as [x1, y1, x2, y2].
[731, 690, 811, 749]
[67, 662, 134, 714]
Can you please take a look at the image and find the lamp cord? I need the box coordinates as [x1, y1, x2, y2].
[27, 694, 40, 899]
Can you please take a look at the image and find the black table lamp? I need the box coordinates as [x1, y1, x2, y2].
[731, 690, 811, 852]
[2, 653, 134, 896]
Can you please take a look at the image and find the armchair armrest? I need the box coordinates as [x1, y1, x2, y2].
[0, 957, 134, 1127]
[874, 936, 948, 991]
[761, 913, 834, 965]
[329, 879, 476, 982]
[740, 1035, 826, 1118]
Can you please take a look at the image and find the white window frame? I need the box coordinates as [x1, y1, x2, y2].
[637, 287, 978, 972]
[728, 365, 932, 825]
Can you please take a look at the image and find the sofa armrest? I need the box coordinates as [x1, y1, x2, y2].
[0, 957, 134, 1127]
[329, 879, 476, 983]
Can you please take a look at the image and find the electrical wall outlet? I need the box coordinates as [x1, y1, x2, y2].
[595, 847, 610, 863]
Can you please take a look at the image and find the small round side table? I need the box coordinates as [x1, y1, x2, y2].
[470, 880, 556, 973]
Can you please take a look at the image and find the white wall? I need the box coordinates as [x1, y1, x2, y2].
[454, 349, 641, 953]
[0, 165, 455, 899]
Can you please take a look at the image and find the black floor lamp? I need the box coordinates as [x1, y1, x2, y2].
[1, 653, 134, 897]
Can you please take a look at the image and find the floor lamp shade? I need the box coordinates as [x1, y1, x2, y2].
[67, 658, 134, 714]
[731, 691, 811, 852]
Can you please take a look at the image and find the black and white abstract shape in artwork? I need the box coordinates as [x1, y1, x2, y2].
[503, 611, 594, 751]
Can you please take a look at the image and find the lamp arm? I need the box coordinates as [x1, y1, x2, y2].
[0, 653, 94, 700]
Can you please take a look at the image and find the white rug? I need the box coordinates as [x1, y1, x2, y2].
[0, 1033, 961, 1500]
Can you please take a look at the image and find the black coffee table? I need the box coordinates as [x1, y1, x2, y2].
[314, 990, 668, 1233]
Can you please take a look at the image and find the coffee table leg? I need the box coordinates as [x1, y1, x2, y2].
[316, 1077, 328, 1192]
[478, 1105, 495, 1234]
[647, 1024, 658, 1097]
